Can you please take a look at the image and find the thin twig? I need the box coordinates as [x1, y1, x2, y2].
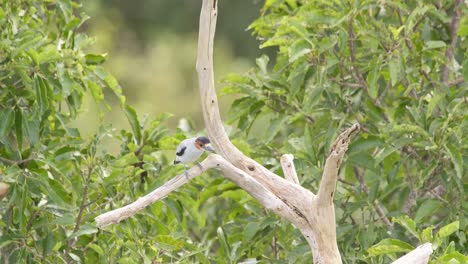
[0, 156, 35, 166]
[448, 78, 464, 86]
[64, 166, 94, 262]
[271, 235, 279, 260]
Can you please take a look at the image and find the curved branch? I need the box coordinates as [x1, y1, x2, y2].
[95, 161, 207, 227]
[317, 124, 360, 205]
[95, 154, 307, 228]
[196, 0, 313, 215]
[97, 1, 360, 263]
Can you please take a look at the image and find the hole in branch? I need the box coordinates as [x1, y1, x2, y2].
[247, 165, 255, 171]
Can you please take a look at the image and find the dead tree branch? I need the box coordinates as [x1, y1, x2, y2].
[95, 1, 432, 263]
[392, 243, 433, 264]
[280, 154, 300, 185]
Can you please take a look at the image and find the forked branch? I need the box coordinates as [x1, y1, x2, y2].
[94, 0, 432, 263]
[95, 155, 303, 228]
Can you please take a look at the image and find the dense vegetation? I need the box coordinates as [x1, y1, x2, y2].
[0, 0, 466, 263]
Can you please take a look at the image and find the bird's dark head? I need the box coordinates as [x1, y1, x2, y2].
[195, 136, 215, 152]
[195, 136, 210, 145]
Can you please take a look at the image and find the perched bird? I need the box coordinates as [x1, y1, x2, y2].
[174, 136, 215, 177]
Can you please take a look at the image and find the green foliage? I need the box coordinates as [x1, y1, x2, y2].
[0, 0, 466, 263]
[367, 216, 467, 263]
[221, 0, 467, 262]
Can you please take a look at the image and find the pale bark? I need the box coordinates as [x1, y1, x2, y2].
[280, 154, 299, 185]
[392, 243, 433, 264]
[95, 0, 432, 263]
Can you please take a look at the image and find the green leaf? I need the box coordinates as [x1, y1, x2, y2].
[14, 109, 23, 150]
[458, 16, 468, 36]
[217, 226, 231, 259]
[113, 152, 139, 167]
[426, 92, 443, 117]
[85, 53, 108, 65]
[244, 222, 261, 242]
[368, 238, 414, 256]
[264, 116, 287, 143]
[389, 57, 400, 86]
[41, 232, 55, 256]
[288, 40, 311, 63]
[437, 251, 468, 263]
[0, 109, 15, 143]
[463, 58, 468, 81]
[389, 25, 405, 39]
[367, 60, 381, 99]
[94, 66, 126, 104]
[71, 223, 98, 238]
[87, 80, 104, 102]
[444, 144, 463, 181]
[421, 226, 434, 243]
[23, 114, 40, 146]
[52, 214, 75, 225]
[37, 44, 60, 64]
[415, 199, 442, 223]
[393, 215, 419, 239]
[35, 76, 50, 115]
[423, 40, 446, 50]
[124, 104, 142, 144]
[436, 221, 459, 239]
[88, 243, 105, 256]
[288, 61, 308, 96]
[165, 198, 183, 223]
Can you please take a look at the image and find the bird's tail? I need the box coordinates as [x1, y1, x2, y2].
[173, 160, 181, 165]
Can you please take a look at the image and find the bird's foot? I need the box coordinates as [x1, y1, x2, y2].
[196, 162, 204, 171]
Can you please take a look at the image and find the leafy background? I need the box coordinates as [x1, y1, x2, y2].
[0, 0, 466, 263]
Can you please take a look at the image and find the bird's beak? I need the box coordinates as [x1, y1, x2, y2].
[204, 145, 215, 152]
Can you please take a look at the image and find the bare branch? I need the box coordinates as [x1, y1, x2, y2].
[280, 154, 300, 185]
[392, 243, 433, 264]
[95, 1, 359, 263]
[0, 155, 35, 166]
[196, 0, 313, 212]
[317, 124, 360, 205]
[65, 166, 93, 262]
[95, 161, 207, 227]
[95, 154, 306, 229]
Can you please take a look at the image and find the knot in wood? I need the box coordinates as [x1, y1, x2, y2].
[247, 165, 255, 171]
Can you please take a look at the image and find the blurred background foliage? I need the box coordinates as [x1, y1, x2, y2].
[0, 0, 467, 263]
[76, 0, 265, 138]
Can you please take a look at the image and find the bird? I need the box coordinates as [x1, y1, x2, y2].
[174, 136, 215, 178]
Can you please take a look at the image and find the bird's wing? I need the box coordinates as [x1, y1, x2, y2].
[176, 138, 190, 156]
[176, 146, 187, 156]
